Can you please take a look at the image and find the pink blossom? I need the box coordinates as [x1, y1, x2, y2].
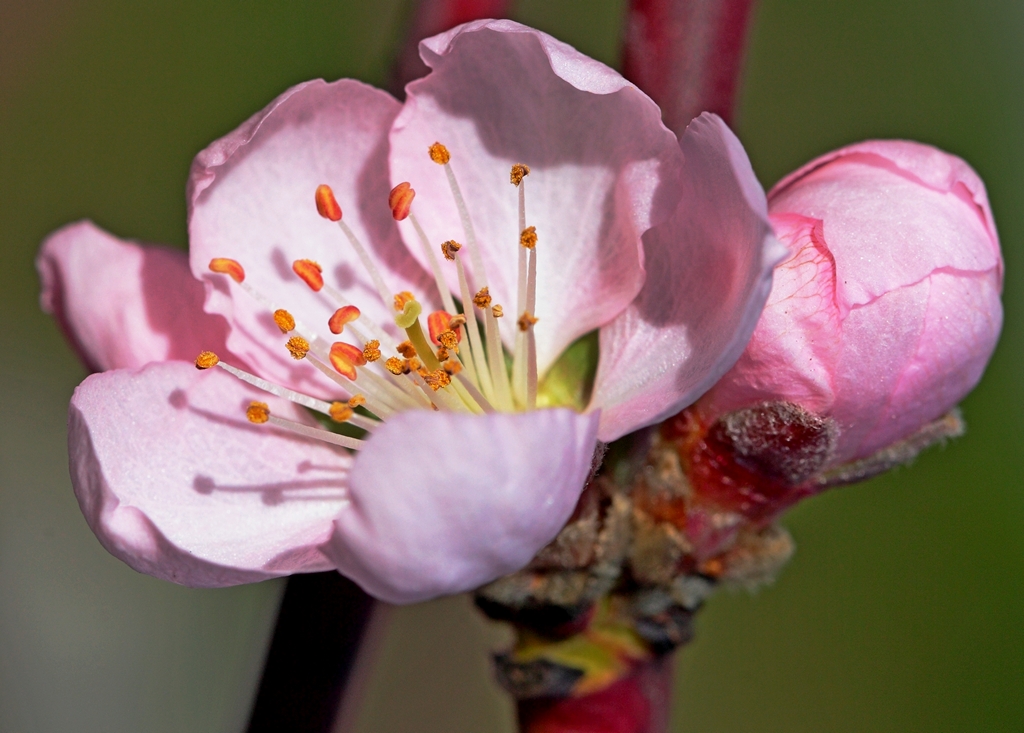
[38, 20, 782, 603]
[697, 140, 1004, 466]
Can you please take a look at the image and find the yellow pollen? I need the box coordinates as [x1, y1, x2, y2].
[448, 314, 467, 329]
[362, 340, 382, 362]
[405, 357, 422, 373]
[491, 304, 504, 318]
[443, 359, 462, 376]
[473, 287, 492, 309]
[286, 336, 310, 360]
[246, 401, 270, 424]
[384, 357, 405, 375]
[347, 394, 366, 408]
[437, 330, 459, 350]
[428, 142, 451, 165]
[440, 240, 462, 261]
[510, 163, 531, 186]
[422, 369, 452, 391]
[518, 311, 539, 332]
[520, 226, 538, 249]
[194, 351, 219, 370]
[273, 309, 296, 333]
[435, 346, 449, 361]
[393, 291, 416, 312]
[396, 340, 417, 358]
[328, 402, 354, 423]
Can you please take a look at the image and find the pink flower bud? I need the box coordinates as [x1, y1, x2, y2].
[697, 140, 1003, 465]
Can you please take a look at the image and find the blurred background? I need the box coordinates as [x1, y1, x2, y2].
[1, 1, 1022, 731]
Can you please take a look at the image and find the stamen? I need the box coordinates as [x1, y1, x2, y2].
[384, 357, 405, 375]
[491, 305, 504, 318]
[520, 226, 538, 249]
[292, 259, 324, 292]
[439, 156, 489, 294]
[396, 341, 417, 358]
[450, 248, 494, 401]
[510, 163, 530, 187]
[195, 351, 219, 369]
[328, 402, 354, 423]
[473, 287, 492, 309]
[428, 311, 462, 347]
[315, 184, 343, 222]
[428, 142, 451, 165]
[406, 212, 458, 315]
[437, 330, 459, 351]
[267, 413, 365, 450]
[329, 342, 367, 380]
[362, 340, 382, 362]
[286, 336, 311, 360]
[328, 305, 360, 335]
[440, 240, 462, 261]
[209, 258, 245, 283]
[247, 401, 270, 424]
[274, 309, 296, 333]
[517, 311, 539, 331]
[389, 182, 415, 221]
[422, 369, 452, 392]
[348, 394, 366, 408]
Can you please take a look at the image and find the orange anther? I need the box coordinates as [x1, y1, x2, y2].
[435, 346, 449, 361]
[437, 331, 459, 351]
[510, 163, 530, 186]
[396, 340, 417, 358]
[428, 142, 451, 165]
[195, 351, 219, 369]
[384, 357, 405, 375]
[246, 401, 270, 424]
[315, 184, 342, 221]
[347, 394, 366, 408]
[362, 340, 382, 362]
[328, 402, 354, 423]
[329, 342, 366, 380]
[440, 240, 462, 261]
[427, 310, 463, 345]
[518, 311, 539, 332]
[491, 305, 504, 319]
[273, 309, 296, 333]
[520, 226, 538, 249]
[393, 291, 416, 312]
[328, 305, 360, 334]
[473, 287, 492, 309]
[389, 182, 415, 221]
[286, 336, 310, 360]
[209, 258, 245, 283]
[443, 359, 462, 376]
[422, 369, 451, 391]
[292, 259, 324, 291]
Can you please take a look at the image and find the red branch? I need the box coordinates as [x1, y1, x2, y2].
[389, 0, 514, 97]
[622, 0, 758, 134]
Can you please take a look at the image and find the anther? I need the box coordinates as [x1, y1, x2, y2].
[397, 341, 417, 358]
[437, 330, 459, 351]
[292, 259, 324, 291]
[448, 314, 467, 329]
[422, 369, 452, 392]
[428, 142, 451, 165]
[315, 184, 342, 221]
[286, 336, 310, 360]
[510, 163, 531, 186]
[393, 291, 415, 311]
[436, 346, 449, 361]
[384, 357, 405, 375]
[518, 311, 539, 331]
[443, 359, 462, 376]
[389, 182, 415, 221]
[473, 287, 492, 309]
[273, 309, 296, 333]
[520, 226, 538, 249]
[246, 401, 270, 424]
[329, 402, 354, 423]
[362, 340, 382, 362]
[428, 311, 462, 345]
[347, 394, 366, 408]
[195, 351, 220, 369]
[209, 258, 245, 283]
[491, 305, 504, 318]
[440, 240, 462, 261]
[329, 342, 367, 380]
[328, 305, 360, 334]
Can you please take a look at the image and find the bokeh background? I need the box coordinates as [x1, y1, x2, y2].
[2, 1, 1022, 731]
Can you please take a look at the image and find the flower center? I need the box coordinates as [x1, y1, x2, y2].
[198, 143, 543, 450]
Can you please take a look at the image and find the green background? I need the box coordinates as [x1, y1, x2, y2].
[1, 1, 1021, 731]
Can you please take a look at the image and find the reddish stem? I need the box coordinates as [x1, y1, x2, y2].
[622, 0, 758, 134]
[389, 0, 514, 97]
[517, 656, 675, 733]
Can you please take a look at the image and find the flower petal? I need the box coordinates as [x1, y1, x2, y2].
[37, 221, 231, 372]
[390, 19, 684, 374]
[69, 361, 350, 587]
[325, 407, 600, 603]
[188, 79, 437, 398]
[591, 114, 786, 442]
